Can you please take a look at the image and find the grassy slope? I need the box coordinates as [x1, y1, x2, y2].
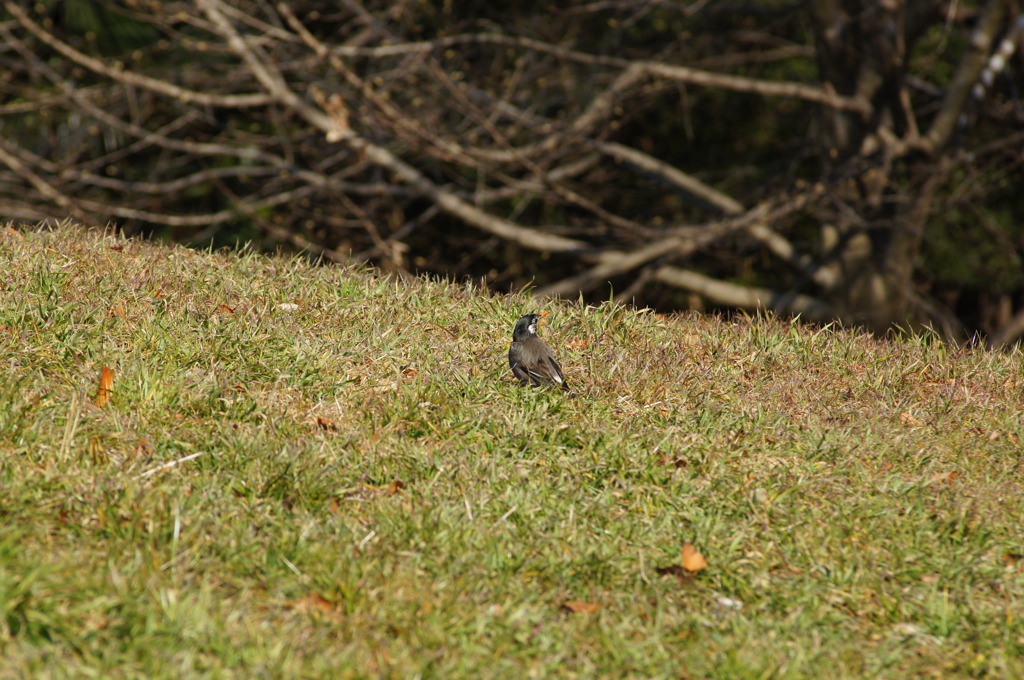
[1, 223, 1022, 678]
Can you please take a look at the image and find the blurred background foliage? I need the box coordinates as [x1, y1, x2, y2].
[1, 0, 1022, 342]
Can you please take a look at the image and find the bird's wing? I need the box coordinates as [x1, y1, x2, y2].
[511, 338, 569, 389]
[544, 355, 568, 389]
[509, 343, 532, 382]
[525, 347, 566, 387]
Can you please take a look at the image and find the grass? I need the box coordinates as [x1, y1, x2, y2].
[1, 221, 1023, 678]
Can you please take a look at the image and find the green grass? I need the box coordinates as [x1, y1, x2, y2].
[1, 222, 1023, 678]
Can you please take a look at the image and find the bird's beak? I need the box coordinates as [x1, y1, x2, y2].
[539, 311, 548, 324]
[539, 312, 549, 317]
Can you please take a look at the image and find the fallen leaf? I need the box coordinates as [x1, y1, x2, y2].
[900, 412, 923, 427]
[109, 245, 124, 252]
[295, 592, 335, 613]
[402, 367, 419, 378]
[278, 302, 300, 311]
[657, 453, 687, 469]
[681, 543, 707, 573]
[129, 439, 154, 461]
[381, 480, 406, 497]
[107, 302, 125, 318]
[562, 600, 601, 614]
[316, 416, 339, 431]
[217, 303, 235, 314]
[291, 592, 344, 622]
[564, 338, 591, 350]
[96, 365, 114, 407]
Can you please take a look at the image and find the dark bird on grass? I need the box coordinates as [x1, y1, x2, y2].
[508, 312, 569, 391]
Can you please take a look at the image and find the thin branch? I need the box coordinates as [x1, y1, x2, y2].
[537, 187, 824, 298]
[63, 166, 282, 194]
[277, 2, 593, 255]
[321, 32, 866, 113]
[921, 0, 1007, 153]
[638, 60, 870, 115]
[746, 222, 838, 288]
[137, 451, 212, 479]
[4, 2, 274, 109]
[0, 138, 88, 223]
[653, 266, 834, 320]
[195, 0, 337, 131]
[595, 141, 745, 216]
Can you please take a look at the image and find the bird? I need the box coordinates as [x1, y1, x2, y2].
[508, 312, 569, 391]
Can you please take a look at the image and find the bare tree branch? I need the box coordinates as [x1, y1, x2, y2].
[276, 2, 594, 255]
[4, 1, 274, 109]
[0, 138, 88, 223]
[653, 266, 834, 321]
[1, 1, 1019, 338]
[594, 141, 745, 216]
[921, 0, 1009, 153]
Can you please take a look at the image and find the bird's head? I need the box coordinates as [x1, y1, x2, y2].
[513, 312, 547, 340]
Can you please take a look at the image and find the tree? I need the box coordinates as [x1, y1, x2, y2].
[2, 1, 1022, 343]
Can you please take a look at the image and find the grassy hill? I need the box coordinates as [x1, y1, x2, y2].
[1, 222, 1022, 678]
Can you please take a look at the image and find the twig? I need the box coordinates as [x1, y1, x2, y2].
[137, 451, 211, 479]
[277, 2, 593, 255]
[595, 141, 744, 215]
[4, 2, 273, 108]
[921, 0, 1007, 153]
[653, 266, 833, 320]
[0, 137, 88, 223]
[315, 31, 867, 113]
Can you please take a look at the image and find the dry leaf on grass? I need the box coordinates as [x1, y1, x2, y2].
[563, 338, 591, 350]
[656, 542, 708, 578]
[291, 592, 344, 622]
[381, 480, 406, 497]
[294, 592, 335, 612]
[681, 543, 708, 573]
[216, 303, 235, 314]
[899, 412, 924, 427]
[316, 416, 339, 431]
[1002, 553, 1023, 570]
[96, 365, 114, 407]
[129, 439, 154, 461]
[928, 470, 959, 486]
[360, 480, 407, 498]
[562, 600, 602, 614]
